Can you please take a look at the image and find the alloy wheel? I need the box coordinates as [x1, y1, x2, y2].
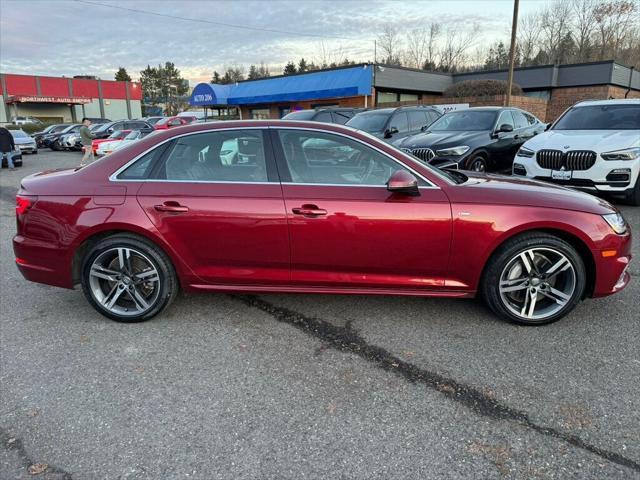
[88, 247, 161, 317]
[498, 247, 576, 321]
[470, 158, 486, 172]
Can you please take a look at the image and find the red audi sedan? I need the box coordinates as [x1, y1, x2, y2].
[13, 121, 632, 325]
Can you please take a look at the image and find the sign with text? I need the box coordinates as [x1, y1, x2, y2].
[7, 95, 92, 104]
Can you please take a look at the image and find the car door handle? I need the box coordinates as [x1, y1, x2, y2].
[292, 204, 327, 217]
[154, 201, 189, 213]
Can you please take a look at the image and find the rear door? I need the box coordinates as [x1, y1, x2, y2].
[132, 128, 290, 285]
[272, 127, 452, 290]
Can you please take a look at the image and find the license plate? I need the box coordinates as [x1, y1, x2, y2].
[551, 170, 572, 180]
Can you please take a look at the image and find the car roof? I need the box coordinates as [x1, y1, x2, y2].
[573, 99, 640, 107]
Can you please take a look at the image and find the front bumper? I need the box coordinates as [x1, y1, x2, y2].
[514, 155, 640, 193]
[592, 230, 632, 297]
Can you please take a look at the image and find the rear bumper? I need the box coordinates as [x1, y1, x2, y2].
[13, 234, 74, 289]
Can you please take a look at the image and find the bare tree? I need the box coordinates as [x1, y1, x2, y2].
[571, 0, 597, 62]
[517, 11, 542, 64]
[377, 24, 403, 65]
[539, 0, 573, 64]
[439, 24, 480, 72]
[426, 22, 442, 69]
[593, 0, 639, 60]
[405, 27, 429, 68]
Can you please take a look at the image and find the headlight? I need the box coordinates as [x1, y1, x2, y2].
[517, 147, 535, 158]
[601, 147, 640, 161]
[602, 212, 627, 234]
[435, 145, 470, 156]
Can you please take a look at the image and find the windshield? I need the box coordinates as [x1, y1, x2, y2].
[427, 111, 497, 131]
[62, 125, 79, 133]
[146, 117, 163, 125]
[346, 113, 389, 133]
[51, 125, 69, 133]
[553, 104, 640, 130]
[156, 117, 172, 126]
[282, 111, 316, 120]
[124, 130, 140, 140]
[10, 130, 29, 138]
[108, 130, 124, 139]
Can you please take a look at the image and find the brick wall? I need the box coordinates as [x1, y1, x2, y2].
[379, 94, 549, 122]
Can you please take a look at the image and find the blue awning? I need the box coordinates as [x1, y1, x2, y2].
[190, 82, 231, 106]
[189, 65, 372, 107]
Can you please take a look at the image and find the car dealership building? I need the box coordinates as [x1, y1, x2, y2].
[0, 73, 143, 123]
[190, 60, 639, 122]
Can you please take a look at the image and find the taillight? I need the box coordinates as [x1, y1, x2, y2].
[16, 195, 37, 215]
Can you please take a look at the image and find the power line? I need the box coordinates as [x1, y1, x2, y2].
[73, 0, 353, 40]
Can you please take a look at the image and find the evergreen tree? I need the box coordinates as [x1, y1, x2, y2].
[283, 61, 297, 75]
[298, 58, 308, 73]
[211, 71, 221, 83]
[115, 67, 131, 82]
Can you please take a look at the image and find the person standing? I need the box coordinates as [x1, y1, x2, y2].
[79, 117, 95, 166]
[0, 126, 16, 170]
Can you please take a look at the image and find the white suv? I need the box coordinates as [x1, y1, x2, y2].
[513, 99, 640, 205]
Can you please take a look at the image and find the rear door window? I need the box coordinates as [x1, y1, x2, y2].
[390, 112, 409, 133]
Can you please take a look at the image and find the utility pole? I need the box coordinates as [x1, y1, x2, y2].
[505, 0, 520, 106]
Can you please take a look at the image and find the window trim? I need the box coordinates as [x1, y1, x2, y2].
[109, 127, 278, 184]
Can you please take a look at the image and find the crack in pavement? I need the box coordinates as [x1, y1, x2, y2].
[1, 427, 73, 479]
[234, 294, 640, 474]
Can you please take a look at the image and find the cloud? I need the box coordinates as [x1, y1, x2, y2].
[0, 0, 516, 84]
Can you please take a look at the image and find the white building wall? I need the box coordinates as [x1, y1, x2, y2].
[130, 101, 142, 118]
[103, 99, 129, 121]
[0, 101, 7, 122]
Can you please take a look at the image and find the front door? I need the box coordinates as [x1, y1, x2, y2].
[272, 128, 452, 290]
[135, 128, 290, 285]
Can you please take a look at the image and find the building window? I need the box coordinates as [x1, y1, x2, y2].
[399, 93, 419, 102]
[377, 92, 398, 104]
[250, 108, 271, 119]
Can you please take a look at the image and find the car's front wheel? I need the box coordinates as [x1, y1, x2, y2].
[481, 233, 586, 325]
[624, 175, 640, 206]
[81, 234, 178, 322]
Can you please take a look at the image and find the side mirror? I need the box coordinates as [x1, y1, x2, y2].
[387, 170, 420, 196]
[497, 124, 513, 133]
[107, 128, 114, 134]
[385, 126, 399, 138]
[544, 123, 552, 131]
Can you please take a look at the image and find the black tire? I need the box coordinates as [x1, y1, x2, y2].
[467, 154, 488, 172]
[33, 150, 38, 155]
[481, 233, 586, 326]
[624, 175, 640, 206]
[80, 233, 178, 322]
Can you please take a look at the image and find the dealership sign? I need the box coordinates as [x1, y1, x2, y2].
[7, 95, 92, 104]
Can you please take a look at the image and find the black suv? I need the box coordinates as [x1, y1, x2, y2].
[282, 107, 365, 125]
[92, 120, 154, 139]
[345, 105, 442, 142]
[394, 107, 545, 172]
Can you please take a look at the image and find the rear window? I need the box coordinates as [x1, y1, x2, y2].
[554, 104, 640, 130]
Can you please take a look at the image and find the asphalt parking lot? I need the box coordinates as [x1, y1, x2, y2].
[1, 150, 639, 479]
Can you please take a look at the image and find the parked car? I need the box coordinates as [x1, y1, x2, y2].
[11, 116, 43, 126]
[13, 120, 631, 326]
[33, 124, 69, 147]
[61, 123, 103, 150]
[154, 116, 196, 130]
[84, 117, 111, 124]
[93, 120, 154, 140]
[97, 129, 155, 155]
[42, 124, 81, 150]
[93, 130, 131, 155]
[346, 105, 442, 142]
[140, 116, 165, 126]
[513, 99, 640, 206]
[282, 107, 366, 125]
[10, 129, 38, 154]
[394, 107, 546, 172]
[178, 111, 205, 120]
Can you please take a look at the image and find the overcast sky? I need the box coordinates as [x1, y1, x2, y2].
[0, 0, 544, 85]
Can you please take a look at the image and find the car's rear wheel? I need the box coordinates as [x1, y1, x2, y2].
[481, 233, 586, 325]
[81, 234, 178, 322]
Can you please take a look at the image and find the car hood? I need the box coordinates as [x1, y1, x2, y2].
[523, 130, 639, 151]
[395, 130, 489, 149]
[450, 172, 615, 215]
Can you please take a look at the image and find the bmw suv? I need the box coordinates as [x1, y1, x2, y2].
[513, 99, 640, 205]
